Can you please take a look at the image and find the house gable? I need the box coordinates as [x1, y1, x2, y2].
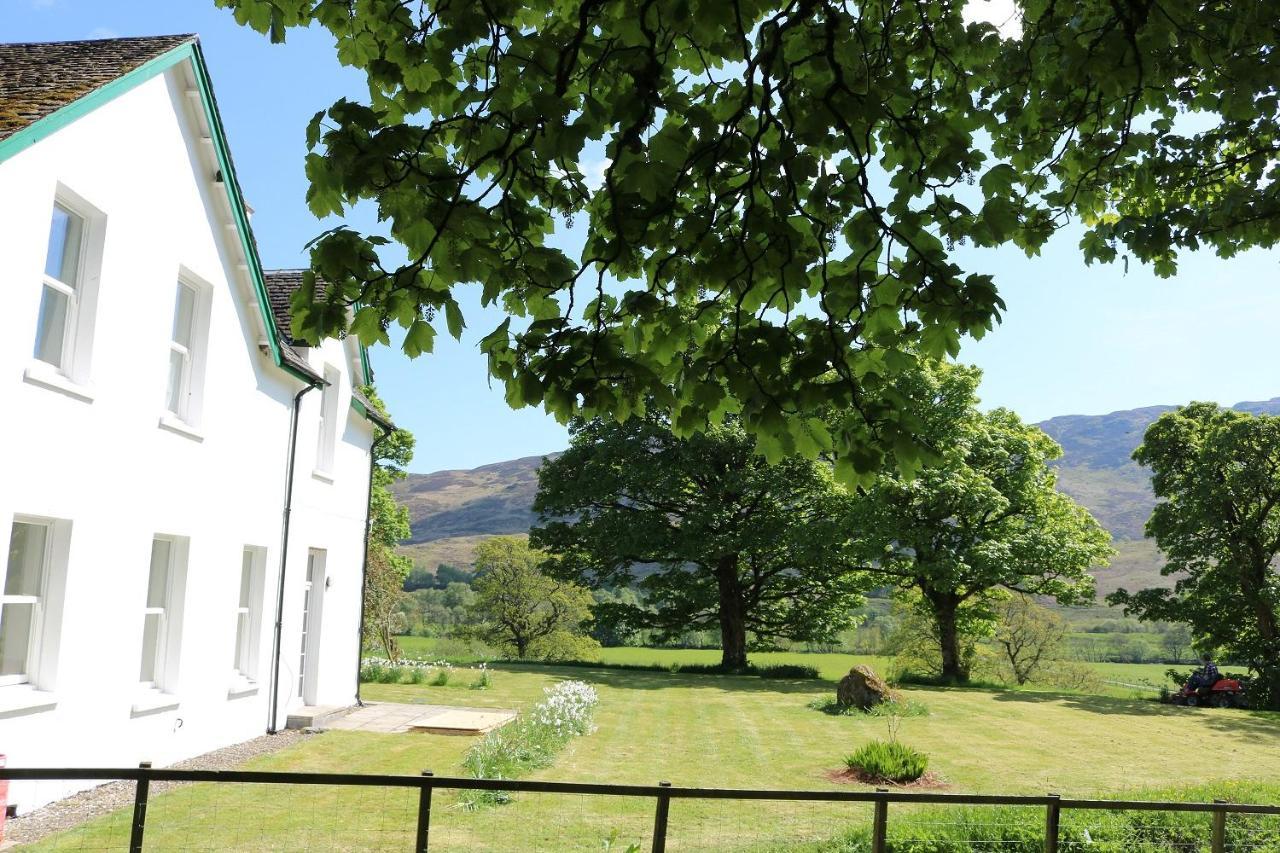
[0, 35, 378, 404]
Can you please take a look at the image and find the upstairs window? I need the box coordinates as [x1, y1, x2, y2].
[33, 204, 86, 369]
[315, 365, 340, 475]
[165, 282, 199, 419]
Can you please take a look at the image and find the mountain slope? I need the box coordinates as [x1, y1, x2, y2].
[392, 454, 551, 571]
[396, 398, 1280, 595]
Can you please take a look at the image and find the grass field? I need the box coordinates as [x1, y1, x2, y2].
[33, 658, 1280, 851]
[390, 635, 1178, 695]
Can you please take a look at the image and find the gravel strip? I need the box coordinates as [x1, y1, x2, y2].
[4, 729, 318, 847]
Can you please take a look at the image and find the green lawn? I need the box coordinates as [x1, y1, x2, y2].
[34, 660, 1280, 851]
[390, 635, 1187, 700]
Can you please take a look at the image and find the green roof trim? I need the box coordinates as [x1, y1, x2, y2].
[186, 41, 320, 385]
[0, 37, 318, 386]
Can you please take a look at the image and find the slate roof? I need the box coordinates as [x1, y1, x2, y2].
[262, 269, 309, 346]
[264, 271, 389, 426]
[0, 34, 194, 141]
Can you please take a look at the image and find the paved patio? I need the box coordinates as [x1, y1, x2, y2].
[326, 701, 516, 735]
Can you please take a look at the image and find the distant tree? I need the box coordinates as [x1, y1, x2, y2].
[466, 536, 597, 660]
[361, 388, 415, 660]
[884, 592, 988, 681]
[1160, 623, 1193, 664]
[589, 587, 649, 647]
[434, 563, 474, 587]
[851, 363, 1113, 682]
[402, 567, 435, 592]
[532, 415, 869, 671]
[1109, 403, 1280, 709]
[993, 597, 1068, 686]
[398, 582, 478, 637]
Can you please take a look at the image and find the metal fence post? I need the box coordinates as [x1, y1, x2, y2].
[414, 771, 434, 853]
[129, 761, 151, 853]
[1044, 793, 1061, 853]
[1211, 799, 1227, 853]
[651, 780, 672, 853]
[872, 788, 889, 853]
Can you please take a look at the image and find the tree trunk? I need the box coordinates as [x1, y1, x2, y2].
[715, 555, 749, 672]
[929, 591, 967, 683]
[1246, 558, 1280, 709]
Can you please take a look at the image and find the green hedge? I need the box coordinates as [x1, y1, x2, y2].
[819, 782, 1280, 853]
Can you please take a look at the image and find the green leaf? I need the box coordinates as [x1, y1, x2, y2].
[444, 300, 466, 339]
[403, 319, 436, 358]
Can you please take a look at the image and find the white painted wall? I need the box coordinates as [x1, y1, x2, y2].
[0, 61, 375, 812]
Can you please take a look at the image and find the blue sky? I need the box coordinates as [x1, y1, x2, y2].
[8, 1, 1280, 472]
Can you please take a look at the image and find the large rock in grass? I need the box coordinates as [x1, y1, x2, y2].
[836, 665, 893, 710]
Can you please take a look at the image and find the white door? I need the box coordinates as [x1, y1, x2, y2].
[298, 549, 325, 704]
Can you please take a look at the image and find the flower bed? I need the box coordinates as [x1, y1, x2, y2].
[461, 680, 600, 808]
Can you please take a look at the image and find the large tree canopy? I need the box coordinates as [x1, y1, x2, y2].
[219, 0, 1280, 476]
[1109, 403, 1280, 709]
[850, 363, 1112, 680]
[531, 414, 868, 670]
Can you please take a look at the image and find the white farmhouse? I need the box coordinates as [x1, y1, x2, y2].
[0, 35, 392, 811]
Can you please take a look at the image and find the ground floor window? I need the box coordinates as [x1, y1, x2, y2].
[140, 536, 187, 693]
[233, 546, 266, 682]
[1, 520, 51, 686]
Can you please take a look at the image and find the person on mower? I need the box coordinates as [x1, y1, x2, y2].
[1189, 656, 1220, 691]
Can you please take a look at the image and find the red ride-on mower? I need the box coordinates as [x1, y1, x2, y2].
[1169, 676, 1246, 708]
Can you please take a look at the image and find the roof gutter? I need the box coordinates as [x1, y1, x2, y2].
[266, 377, 323, 734]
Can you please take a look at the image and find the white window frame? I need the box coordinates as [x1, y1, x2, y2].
[232, 546, 266, 685]
[298, 549, 326, 703]
[0, 516, 71, 695]
[0, 521, 51, 688]
[25, 185, 107, 392]
[34, 205, 85, 371]
[314, 365, 341, 476]
[139, 536, 188, 695]
[160, 272, 212, 428]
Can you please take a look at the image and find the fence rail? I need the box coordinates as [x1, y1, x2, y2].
[5, 765, 1278, 852]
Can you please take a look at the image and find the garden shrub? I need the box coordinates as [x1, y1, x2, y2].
[470, 663, 492, 690]
[845, 739, 929, 783]
[461, 680, 600, 808]
[753, 663, 821, 679]
[431, 665, 453, 686]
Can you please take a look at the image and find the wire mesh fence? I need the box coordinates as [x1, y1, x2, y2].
[3, 767, 1278, 852]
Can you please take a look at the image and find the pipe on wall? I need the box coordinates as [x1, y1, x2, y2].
[266, 379, 321, 734]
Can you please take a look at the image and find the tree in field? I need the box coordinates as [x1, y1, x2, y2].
[466, 536, 597, 660]
[531, 415, 869, 671]
[993, 597, 1067, 686]
[220, 0, 1280, 480]
[1108, 404, 1280, 709]
[850, 363, 1112, 681]
[361, 388, 415, 661]
[1160, 623, 1193, 664]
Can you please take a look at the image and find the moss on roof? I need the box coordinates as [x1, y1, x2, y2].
[0, 34, 194, 140]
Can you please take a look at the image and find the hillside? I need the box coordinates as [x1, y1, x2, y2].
[391, 454, 551, 570]
[396, 398, 1280, 595]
